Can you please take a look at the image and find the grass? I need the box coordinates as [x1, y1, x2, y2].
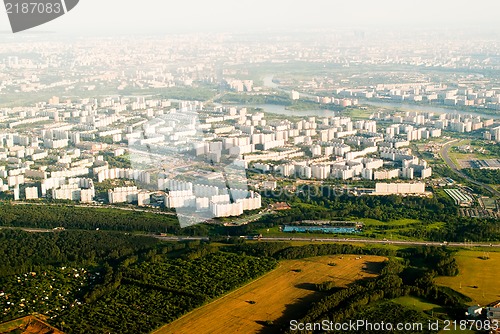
[435, 250, 500, 305]
[257, 218, 444, 242]
[447, 139, 498, 169]
[393, 296, 440, 311]
[153, 255, 387, 334]
[343, 107, 373, 120]
[358, 218, 420, 226]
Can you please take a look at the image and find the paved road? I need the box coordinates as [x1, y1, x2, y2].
[154, 235, 499, 248]
[440, 140, 500, 197]
[6, 226, 498, 248]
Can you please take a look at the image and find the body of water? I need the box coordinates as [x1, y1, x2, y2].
[364, 100, 500, 120]
[248, 104, 337, 117]
[261, 74, 500, 120]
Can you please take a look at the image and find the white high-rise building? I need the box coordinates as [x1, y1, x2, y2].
[312, 165, 330, 180]
[401, 167, 414, 180]
[108, 186, 138, 204]
[492, 126, 500, 142]
[25, 186, 39, 200]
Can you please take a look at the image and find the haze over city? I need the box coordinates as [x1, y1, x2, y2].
[2, 0, 500, 35]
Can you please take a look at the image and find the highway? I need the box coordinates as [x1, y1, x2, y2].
[440, 140, 500, 197]
[5, 225, 498, 248]
[154, 235, 500, 248]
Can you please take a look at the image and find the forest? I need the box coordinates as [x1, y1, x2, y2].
[1, 192, 499, 243]
[262, 185, 458, 222]
[0, 227, 472, 334]
[0, 229, 158, 277]
[55, 252, 276, 333]
[462, 168, 500, 185]
[0, 203, 179, 233]
[252, 186, 500, 242]
[279, 247, 467, 334]
[0, 229, 276, 333]
[226, 242, 395, 260]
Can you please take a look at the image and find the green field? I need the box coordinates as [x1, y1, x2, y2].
[257, 218, 445, 241]
[392, 296, 441, 312]
[358, 218, 420, 226]
[435, 250, 500, 305]
[393, 297, 470, 334]
[343, 107, 374, 120]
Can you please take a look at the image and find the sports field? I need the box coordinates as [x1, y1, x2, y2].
[435, 250, 500, 305]
[154, 255, 387, 334]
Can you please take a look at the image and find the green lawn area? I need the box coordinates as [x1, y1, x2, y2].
[392, 296, 440, 311]
[393, 298, 476, 334]
[256, 218, 444, 241]
[344, 107, 373, 120]
[435, 250, 500, 305]
[358, 218, 420, 226]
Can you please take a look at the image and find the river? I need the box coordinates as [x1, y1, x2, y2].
[260, 75, 500, 120]
[363, 100, 500, 120]
[247, 104, 338, 118]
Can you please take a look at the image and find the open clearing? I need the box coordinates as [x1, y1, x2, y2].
[435, 250, 500, 305]
[153, 255, 387, 334]
[393, 296, 441, 311]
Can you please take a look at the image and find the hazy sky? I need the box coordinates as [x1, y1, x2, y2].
[1, 0, 500, 35]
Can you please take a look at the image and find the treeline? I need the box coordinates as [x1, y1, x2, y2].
[0, 229, 159, 277]
[262, 188, 458, 223]
[332, 301, 435, 334]
[55, 252, 277, 334]
[399, 247, 459, 277]
[227, 242, 459, 276]
[227, 242, 396, 260]
[255, 186, 500, 242]
[0, 230, 279, 333]
[281, 247, 465, 334]
[0, 204, 179, 233]
[284, 258, 409, 333]
[401, 216, 500, 242]
[216, 92, 292, 105]
[1, 199, 497, 243]
[462, 168, 500, 185]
